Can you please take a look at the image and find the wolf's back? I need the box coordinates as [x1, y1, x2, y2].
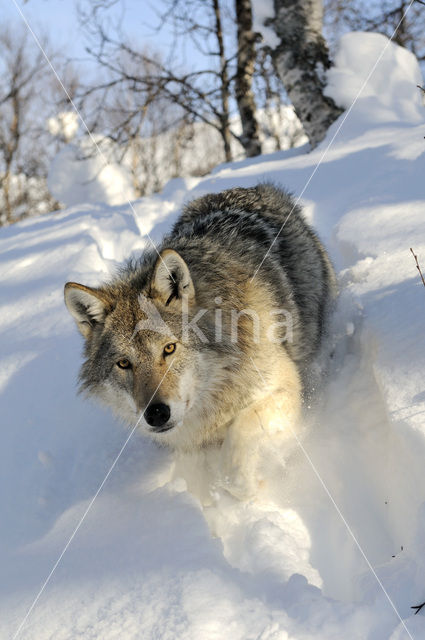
[172, 183, 336, 368]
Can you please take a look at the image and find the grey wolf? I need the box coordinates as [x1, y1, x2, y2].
[64, 184, 336, 494]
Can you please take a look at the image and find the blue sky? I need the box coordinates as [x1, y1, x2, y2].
[4, 0, 174, 62]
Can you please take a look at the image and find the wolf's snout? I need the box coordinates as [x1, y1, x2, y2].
[144, 403, 171, 430]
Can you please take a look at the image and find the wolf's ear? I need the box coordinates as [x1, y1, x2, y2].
[64, 282, 110, 338]
[151, 249, 195, 307]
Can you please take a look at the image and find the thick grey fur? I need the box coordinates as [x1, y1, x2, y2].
[174, 183, 336, 369]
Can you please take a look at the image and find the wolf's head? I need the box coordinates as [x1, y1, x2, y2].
[65, 249, 240, 449]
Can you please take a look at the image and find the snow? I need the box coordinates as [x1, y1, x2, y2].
[47, 111, 79, 143]
[325, 32, 424, 125]
[1, 32, 425, 639]
[48, 138, 138, 207]
[251, 0, 281, 48]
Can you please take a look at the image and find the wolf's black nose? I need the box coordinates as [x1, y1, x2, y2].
[144, 403, 171, 429]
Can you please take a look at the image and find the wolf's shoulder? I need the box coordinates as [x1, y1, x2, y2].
[179, 183, 295, 220]
[171, 183, 305, 242]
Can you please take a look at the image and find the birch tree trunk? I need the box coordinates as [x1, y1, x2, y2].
[235, 0, 262, 157]
[271, 0, 343, 148]
[212, 0, 233, 163]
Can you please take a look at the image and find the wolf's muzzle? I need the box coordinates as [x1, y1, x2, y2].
[144, 403, 172, 431]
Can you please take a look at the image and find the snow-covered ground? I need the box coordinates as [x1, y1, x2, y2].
[1, 32, 425, 639]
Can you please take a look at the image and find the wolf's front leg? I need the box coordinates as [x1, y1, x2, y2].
[219, 388, 301, 500]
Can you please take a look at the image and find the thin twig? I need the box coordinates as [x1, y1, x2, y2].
[410, 248, 425, 287]
[412, 602, 425, 614]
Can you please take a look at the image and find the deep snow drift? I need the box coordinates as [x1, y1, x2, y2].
[1, 33, 425, 639]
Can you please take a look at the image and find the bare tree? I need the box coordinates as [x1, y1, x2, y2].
[0, 27, 61, 225]
[76, 0, 308, 194]
[80, 0, 242, 163]
[0, 29, 43, 223]
[264, 0, 343, 148]
[324, 0, 425, 64]
[235, 0, 262, 156]
[252, 48, 306, 152]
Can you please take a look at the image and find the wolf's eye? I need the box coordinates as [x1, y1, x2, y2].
[163, 343, 176, 356]
[116, 358, 131, 369]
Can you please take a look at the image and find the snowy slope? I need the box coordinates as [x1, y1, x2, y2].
[1, 32, 425, 639]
